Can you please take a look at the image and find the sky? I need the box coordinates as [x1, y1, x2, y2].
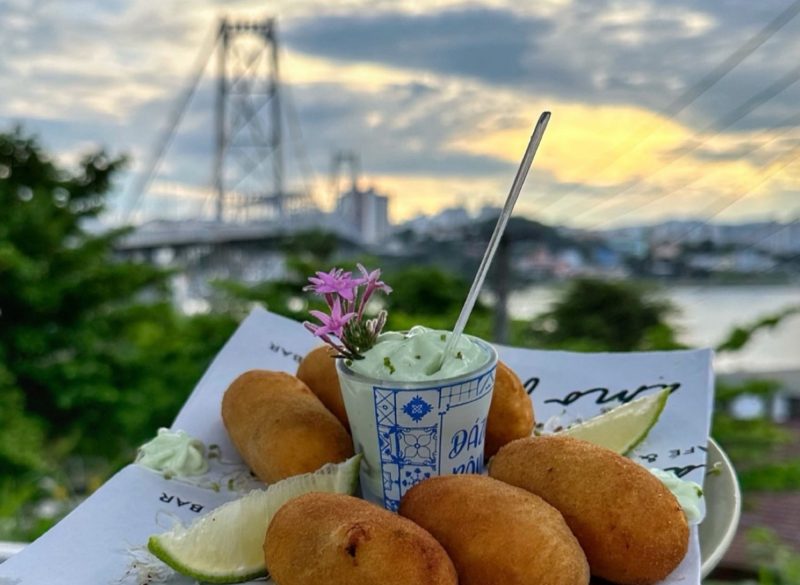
[2, 0, 800, 228]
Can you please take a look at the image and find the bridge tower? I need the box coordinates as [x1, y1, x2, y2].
[123, 16, 315, 224]
[213, 18, 309, 222]
[329, 150, 361, 199]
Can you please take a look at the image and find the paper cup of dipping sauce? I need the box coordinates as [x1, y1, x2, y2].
[336, 334, 497, 511]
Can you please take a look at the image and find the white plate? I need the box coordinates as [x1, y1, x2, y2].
[699, 438, 741, 577]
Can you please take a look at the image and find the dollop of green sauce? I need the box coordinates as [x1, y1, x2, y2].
[348, 326, 487, 382]
[649, 468, 704, 524]
[135, 428, 208, 477]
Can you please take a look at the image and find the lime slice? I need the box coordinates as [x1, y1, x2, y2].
[148, 454, 361, 583]
[559, 389, 670, 454]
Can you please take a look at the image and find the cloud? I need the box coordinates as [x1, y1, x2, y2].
[94, 72, 517, 220]
[283, 7, 553, 86]
[282, 1, 800, 134]
[288, 79, 516, 176]
[2, 0, 799, 226]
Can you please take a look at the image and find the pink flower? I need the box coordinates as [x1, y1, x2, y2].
[307, 297, 356, 338]
[355, 263, 392, 318]
[304, 268, 358, 301]
[356, 263, 392, 294]
[302, 264, 392, 360]
[303, 322, 347, 355]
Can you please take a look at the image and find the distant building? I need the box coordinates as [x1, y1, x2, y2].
[686, 250, 776, 273]
[555, 249, 585, 278]
[336, 186, 390, 245]
[591, 246, 622, 269]
[604, 219, 800, 255]
[398, 205, 473, 236]
[718, 370, 800, 424]
[432, 206, 471, 229]
[731, 249, 776, 272]
[476, 204, 502, 221]
[604, 226, 649, 259]
[651, 241, 681, 261]
[514, 247, 558, 278]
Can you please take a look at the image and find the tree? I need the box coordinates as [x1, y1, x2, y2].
[0, 129, 236, 539]
[716, 306, 800, 353]
[1, 129, 160, 453]
[747, 527, 800, 585]
[384, 266, 493, 338]
[210, 231, 351, 322]
[523, 278, 683, 351]
[712, 379, 792, 473]
[712, 305, 800, 491]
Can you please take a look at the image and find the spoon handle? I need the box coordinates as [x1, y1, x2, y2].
[436, 112, 551, 371]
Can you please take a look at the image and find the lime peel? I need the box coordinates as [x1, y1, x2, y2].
[558, 389, 670, 454]
[147, 454, 362, 583]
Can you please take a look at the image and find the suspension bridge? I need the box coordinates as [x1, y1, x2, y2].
[117, 16, 388, 256]
[115, 15, 392, 299]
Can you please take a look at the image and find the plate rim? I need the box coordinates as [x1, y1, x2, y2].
[700, 437, 742, 578]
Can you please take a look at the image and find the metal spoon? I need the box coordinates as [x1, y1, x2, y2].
[429, 111, 551, 374]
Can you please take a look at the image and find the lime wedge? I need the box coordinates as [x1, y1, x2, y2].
[148, 454, 361, 583]
[559, 389, 670, 454]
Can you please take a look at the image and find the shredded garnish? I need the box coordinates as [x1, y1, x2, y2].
[116, 545, 175, 585]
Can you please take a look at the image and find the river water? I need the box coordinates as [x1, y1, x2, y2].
[508, 284, 800, 374]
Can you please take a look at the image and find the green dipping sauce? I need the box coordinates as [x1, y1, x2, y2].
[348, 326, 488, 382]
[136, 428, 208, 477]
[650, 468, 704, 524]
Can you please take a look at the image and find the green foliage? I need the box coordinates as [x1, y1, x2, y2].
[712, 378, 798, 490]
[523, 278, 683, 351]
[384, 265, 492, 338]
[279, 229, 340, 263]
[0, 129, 165, 450]
[0, 477, 40, 540]
[747, 527, 800, 585]
[739, 461, 800, 491]
[218, 262, 496, 349]
[385, 266, 479, 317]
[210, 231, 356, 321]
[0, 382, 46, 475]
[712, 413, 792, 466]
[0, 129, 236, 540]
[716, 379, 784, 404]
[717, 305, 800, 353]
[66, 304, 237, 458]
[213, 278, 309, 322]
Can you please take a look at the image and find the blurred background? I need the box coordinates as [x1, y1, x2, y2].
[1, 0, 799, 581]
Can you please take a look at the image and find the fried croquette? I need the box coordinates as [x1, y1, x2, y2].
[489, 435, 689, 585]
[296, 345, 350, 431]
[399, 475, 589, 585]
[484, 361, 534, 459]
[221, 370, 353, 484]
[264, 492, 458, 585]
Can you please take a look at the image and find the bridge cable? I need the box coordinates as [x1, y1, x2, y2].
[283, 82, 319, 206]
[584, 107, 800, 230]
[553, 59, 800, 225]
[530, 0, 800, 216]
[122, 23, 219, 223]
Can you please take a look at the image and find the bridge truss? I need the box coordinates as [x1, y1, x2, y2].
[124, 17, 314, 224]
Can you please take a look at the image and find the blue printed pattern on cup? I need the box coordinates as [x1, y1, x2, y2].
[373, 367, 496, 511]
